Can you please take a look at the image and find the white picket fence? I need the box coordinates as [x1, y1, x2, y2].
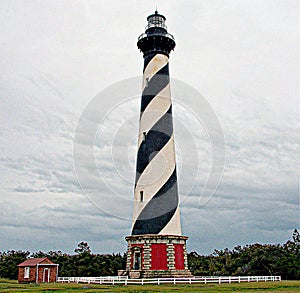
[57, 275, 281, 285]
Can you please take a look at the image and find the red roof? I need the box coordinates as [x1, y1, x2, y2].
[17, 257, 53, 267]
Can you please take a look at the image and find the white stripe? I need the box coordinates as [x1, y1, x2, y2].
[131, 135, 176, 225]
[137, 84, 171, 148]
[142, 54, 169, 90]
[159, 207, 182, 235]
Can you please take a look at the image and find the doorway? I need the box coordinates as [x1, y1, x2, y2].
[133, 251, 141, 270]
[43, 268, 50, 283]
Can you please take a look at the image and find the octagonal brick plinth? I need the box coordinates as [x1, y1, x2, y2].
[120, 235, 192, 278]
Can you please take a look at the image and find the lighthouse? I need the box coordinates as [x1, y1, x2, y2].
[124, 11, 192, 278]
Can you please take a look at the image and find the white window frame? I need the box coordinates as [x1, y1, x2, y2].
[24, 267, 30, 278]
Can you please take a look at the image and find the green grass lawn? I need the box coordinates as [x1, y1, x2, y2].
[0, 278, 300, 293]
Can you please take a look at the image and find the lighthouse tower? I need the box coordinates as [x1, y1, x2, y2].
[124, 11, 192, 278]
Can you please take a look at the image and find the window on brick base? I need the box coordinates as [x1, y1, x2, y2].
[24, 267, 30, 278]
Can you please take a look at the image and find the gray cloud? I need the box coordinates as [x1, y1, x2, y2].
[0, 0, 298, 255]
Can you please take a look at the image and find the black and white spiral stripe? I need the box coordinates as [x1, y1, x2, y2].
[132, 53, 181, 236]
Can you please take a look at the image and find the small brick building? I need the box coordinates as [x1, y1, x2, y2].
[17, 257, 59, 283]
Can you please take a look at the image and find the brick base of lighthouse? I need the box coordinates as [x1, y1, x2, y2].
[119, 235, 192, 278]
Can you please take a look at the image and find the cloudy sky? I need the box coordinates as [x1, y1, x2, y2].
[0, 0, 299, 255]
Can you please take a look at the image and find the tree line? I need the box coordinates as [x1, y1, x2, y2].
[0, 230, 299, 280]
[0, 242, 126, 280]
[188, 229, 300, 280]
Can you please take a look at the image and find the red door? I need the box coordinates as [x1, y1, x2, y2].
[174, 244, 185, 270]
[43, 268, 50, 283]
[151, 244, 168, 270]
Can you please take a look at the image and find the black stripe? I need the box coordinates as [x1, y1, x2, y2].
[140, 64, 169, 113]
[132, 168, 178, 235]
[135, 105, 173, 184]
